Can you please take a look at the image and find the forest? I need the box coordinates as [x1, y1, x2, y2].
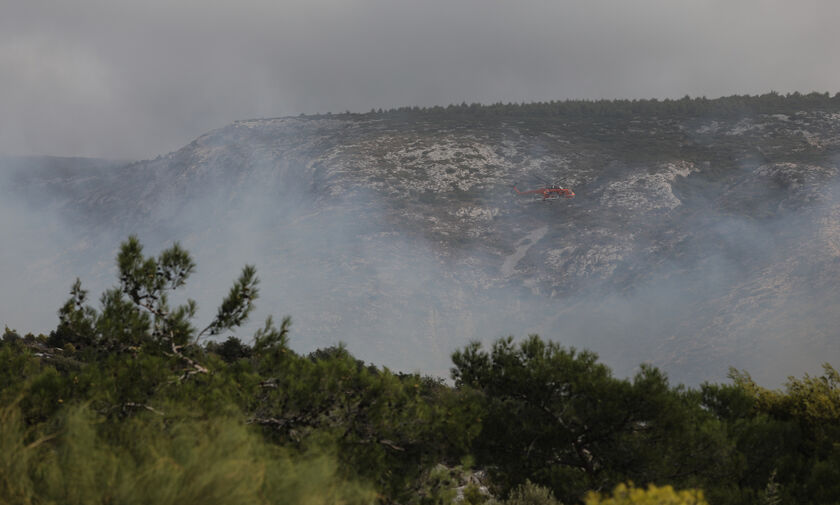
[2, 237, 839, 505]
[346, 91, 840, 121]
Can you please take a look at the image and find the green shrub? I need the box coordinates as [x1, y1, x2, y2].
[504, 480, 563, 505]
[0, 403, 374, 505]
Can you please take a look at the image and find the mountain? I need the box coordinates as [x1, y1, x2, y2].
[4, 96, 840, 385]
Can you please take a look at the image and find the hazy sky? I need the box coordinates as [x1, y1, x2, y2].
[1, 0, 838, 159]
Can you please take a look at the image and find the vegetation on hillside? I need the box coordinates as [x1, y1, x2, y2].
[2, 237, 839, 504]
[337, 92, 840, 121]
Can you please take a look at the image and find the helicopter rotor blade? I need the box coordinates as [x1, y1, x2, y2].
[531, 173, 552, 185]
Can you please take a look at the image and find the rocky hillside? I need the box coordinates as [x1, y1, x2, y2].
[5, 97, 840, 384]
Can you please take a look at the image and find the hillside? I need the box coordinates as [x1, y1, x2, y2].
[4, 95, 840, 384]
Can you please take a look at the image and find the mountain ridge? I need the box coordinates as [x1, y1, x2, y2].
[4, 98, 840, 384]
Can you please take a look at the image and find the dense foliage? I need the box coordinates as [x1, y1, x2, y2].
[336, 91, 840, 121]
[2, 237, 839, 504]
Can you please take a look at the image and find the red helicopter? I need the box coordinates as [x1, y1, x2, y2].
[513, 176, 575, 201]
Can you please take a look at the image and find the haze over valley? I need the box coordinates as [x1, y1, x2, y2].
[4, 96, 840, 385]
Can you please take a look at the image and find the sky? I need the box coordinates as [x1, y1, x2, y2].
[1, 0, 839, 159]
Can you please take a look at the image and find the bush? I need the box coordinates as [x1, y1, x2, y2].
[584, 483, 708, 505]
[0, 402, 375, 505]
[504, 480, 563, 505]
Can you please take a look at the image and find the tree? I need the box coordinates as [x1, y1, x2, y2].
[452, 336, 730, 503]
[50, 235, 260, 378]
[248, 343, 481, 502]
[722, 365, 840, 504]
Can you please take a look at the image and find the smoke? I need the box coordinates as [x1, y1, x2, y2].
[143, 133, 840, 386]
[515, 155, 840, 386]
[0, 157, 119, 334]
[2, 121, 839, 388]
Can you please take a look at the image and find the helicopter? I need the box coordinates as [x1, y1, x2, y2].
[513, 174, 575, 201]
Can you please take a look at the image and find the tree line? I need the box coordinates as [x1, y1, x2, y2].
[2, 237, 839, 504]
[314, 92, 840, 121]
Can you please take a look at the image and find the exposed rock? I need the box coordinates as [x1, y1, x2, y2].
[599, 161, 697, 212]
